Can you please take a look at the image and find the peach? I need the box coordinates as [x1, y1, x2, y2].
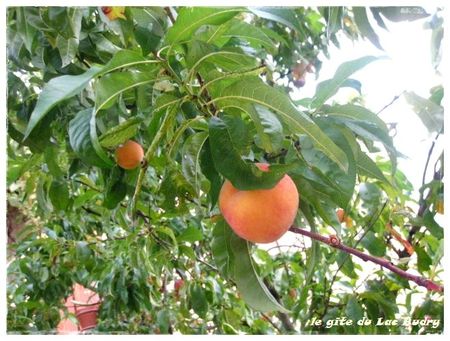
[219, 163, 299, 243]
[115, 140, 144, 170]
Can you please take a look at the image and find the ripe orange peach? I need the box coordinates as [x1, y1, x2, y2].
[219, 163, 299, 243]
[115, 140, 144, 170]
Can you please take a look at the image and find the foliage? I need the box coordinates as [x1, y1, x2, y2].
[7, 6, 443, 335]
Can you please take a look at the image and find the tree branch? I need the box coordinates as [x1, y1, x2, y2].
[289, 226, 443, 293]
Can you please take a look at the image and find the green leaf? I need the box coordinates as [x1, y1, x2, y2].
[346, 296, 364, 321]
[226, 19, 276, 52]
[49, 178, 70, 211]
[24, 66, 103, 139]
[353, 7, 383, 50]
[44, 146, 64, 178]
[200, 140, 222, 208]
[404, 91, 444, 133]
[130, 7, 166, 37]
[337, 253, 358, 279]
[189, 283, 209, 318]
[356, 149, 390, 184]
[311, 56, 380, 109]
[76, 241, 93, 263]
[68, 108, 111, 168]
[177, 226, 204, 243]
[210, 19, 276, 53]
[340, 78, 362, 94]
[361, 231, 386, 257]
[101, 50, 158, 75]
[95, 71, 157, 111]
[15, 8, 36, 52]
[156, 310, 171, 334]
[373, 7, 429, 22]
[422, 210, 443, 239]
[248, 105, 283, 153]
[166, 7, 243, 44]
[167, 116, 208, 157]
[211, 77, 349, 172]
[211, 219, 289, 313]
[181, 131, 209, 196]
[103, 167, 127, 209]
[415, 246, 432, 273]
[211, 218, 235, 278]
[56, 35, 78, 67]
[248, 7, 301, 33]
[321, 104, 389, 135]
[187, 41, 258, 76]
[99, 117, 143, 148]
[134, 27, 161, 55]
[208, 116, 292, 190]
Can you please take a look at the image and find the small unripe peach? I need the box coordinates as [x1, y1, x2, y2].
[219, 163, 299, 243]
[115, 140, 144, 170]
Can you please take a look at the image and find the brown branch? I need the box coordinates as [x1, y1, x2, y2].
[289, 226, 443, 293]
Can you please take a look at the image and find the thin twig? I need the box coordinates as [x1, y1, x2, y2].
[376, 91, 405, 115]
[289, 226, 443, 293]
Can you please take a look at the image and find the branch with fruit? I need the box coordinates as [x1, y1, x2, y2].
[217, 163, 443, 294]
[288, 226, 443, 293]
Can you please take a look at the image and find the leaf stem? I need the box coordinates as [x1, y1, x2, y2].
[129, 106, 177, 218]
[289, 226, 443, 293]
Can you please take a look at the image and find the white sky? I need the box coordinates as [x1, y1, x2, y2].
[294, 13, 443, 199]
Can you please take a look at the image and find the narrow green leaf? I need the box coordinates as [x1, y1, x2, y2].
[15, 8, 36, 52]
[24, 66, 103, 139]
[166, 7, 243, 44]
[211, 77, 349, 172]
[211, 219, 289, 313]
[211, 218, 235, 278]
[167, 116, 207, 157]
[200, 140, 222, 208]
[99, 117, 143, 148]
[321, 104, 389, 135]
[101, 49, 159, 75]
[248, 7, 301, 33]
[373, 7, 429, 22]
[353, 7, 383, 50]
[311, 56, 380, 109]
[213, 19, 277, 53]
[181, 131, 209, 196]
[95, 71, 157, 111]
[356, 149, 390, 184]
[404, 91, 444, 133]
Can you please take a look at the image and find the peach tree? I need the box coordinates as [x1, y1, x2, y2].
[7, 6, 443, 334]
